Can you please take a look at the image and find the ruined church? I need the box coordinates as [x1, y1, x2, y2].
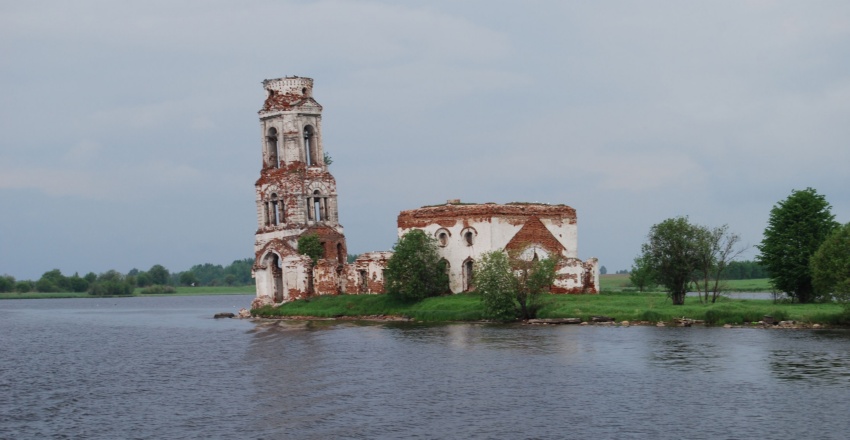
[252, 76, 597, 307]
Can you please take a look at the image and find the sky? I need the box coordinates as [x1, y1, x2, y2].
[2, 0, 849, 280]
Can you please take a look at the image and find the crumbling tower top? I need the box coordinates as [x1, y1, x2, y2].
[260, 76, 319, 113]
[262, 76, 313, 97]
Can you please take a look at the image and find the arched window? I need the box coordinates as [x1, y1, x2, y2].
[268, 193, 283, 226]
[304, 125, 317, 166]
[359, 269, 368, 292]
[463, 259, 474, 292]
[266, 127, 279, 168]
[312, 189, 325, 221]
[461, 227, 477, 246]
[435, 228, 450, 247]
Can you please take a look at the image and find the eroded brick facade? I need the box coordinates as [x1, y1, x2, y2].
[252, 77, 348, 306]
[252, 77, 596, 307]
[397, 201, 599, 294]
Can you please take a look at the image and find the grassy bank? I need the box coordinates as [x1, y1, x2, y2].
[0, 285, 255, 300]
[255, 291, 850, 326]
[600, 274, 774, 293]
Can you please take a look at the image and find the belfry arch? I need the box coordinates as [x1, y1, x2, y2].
[266, 127, 279, 168]
[261, 252, 285, 303]
[304, 125, 318, 166]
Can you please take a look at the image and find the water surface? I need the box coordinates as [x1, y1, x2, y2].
[2, 295, 849, 439]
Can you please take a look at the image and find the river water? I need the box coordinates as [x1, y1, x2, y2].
[2, 295, 850, 439]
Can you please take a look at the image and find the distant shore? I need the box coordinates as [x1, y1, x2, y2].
[0, 285, 255, 300]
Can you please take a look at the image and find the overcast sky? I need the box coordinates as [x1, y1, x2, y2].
[2, 1, 849, 280]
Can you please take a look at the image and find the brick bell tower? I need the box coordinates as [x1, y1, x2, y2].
[252, 76, 347, 304]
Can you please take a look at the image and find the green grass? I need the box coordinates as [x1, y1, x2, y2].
[255, 291, 850, 325]
[599, 274, 774, 293]
[254, 293, 487, 321]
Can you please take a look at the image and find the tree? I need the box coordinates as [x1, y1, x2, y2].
[88, 270, 134, 296]
[757, 188, 838, 303]
[600, 265, 608, 275]
[629, 255, 656, 292]
[297, 234, 324, 266]
[179, 271, 199, 286]
[36, 269, 69, 293]
[639, 217, 704, 305]
[384, 229, 449, 302]
[476, 251, 519, 321]
[692, 224, 747, 304]
[148, 264, 170, 285]
[810, 222, 850, 306]
[15, 280, 34, 293]
[67, 273, 90, 292]
[476, 250, 558, 321]
[223, 258, 254, 285]
[136, 272, 152, 287]
[0, 275, 14, 293]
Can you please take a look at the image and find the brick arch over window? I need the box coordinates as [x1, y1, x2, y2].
[267, 193, 283, 226]
[308, 189, 328, 222]
[303, 125, 318, 166]
[266, 127, 279, 168]
[260, 251, 285, 302]
[435, 228, 451, 247]
[462, 257, 475, 292]
[461, 227, 477, 246]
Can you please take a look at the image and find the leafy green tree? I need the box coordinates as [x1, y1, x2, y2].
[136, 272, 152, 287]
[0, 275, 14, 293]
[725, 260, 767, 280]
[188, 263, 225, 286]
[639, 217, 704, 305]
[297, 234, 324, 266]
[84, 272, 97, 283]
[600, 265, 608, 275]
[629, 254, 656, 292]
[223, 258, 254, 285]
[36, 269, 69, 292]
[692, 224, 747, 304]
[88, 270, 134, 296]
[179, 271, 199, 286]
[514, 253, 557, 320]
[148, 264, 170, 286]
[15, 280, 34, 293]
[67, 273, 89, 292]
[476, 250, 558, 321]
[810, 223, 850, 306]
[384, 229, 449, 302]
[757, 188, 839, 303]
[476, 251, 518, 321]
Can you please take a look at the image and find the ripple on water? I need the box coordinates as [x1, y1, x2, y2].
[3, 297, 850, 439]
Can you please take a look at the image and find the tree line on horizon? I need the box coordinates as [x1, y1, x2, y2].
[630, 187, 849, 306]
[0, 258, 255, 295]
[602, 260, 767, 280]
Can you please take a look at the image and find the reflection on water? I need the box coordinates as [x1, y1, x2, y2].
[3, 296, 850, 439]
[768, 331, 850, 385]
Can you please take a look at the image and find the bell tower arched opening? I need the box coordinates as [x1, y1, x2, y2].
[304, 125, 318, 166]
[261, 252, 285, 302]
[266, 127, 279, 168]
